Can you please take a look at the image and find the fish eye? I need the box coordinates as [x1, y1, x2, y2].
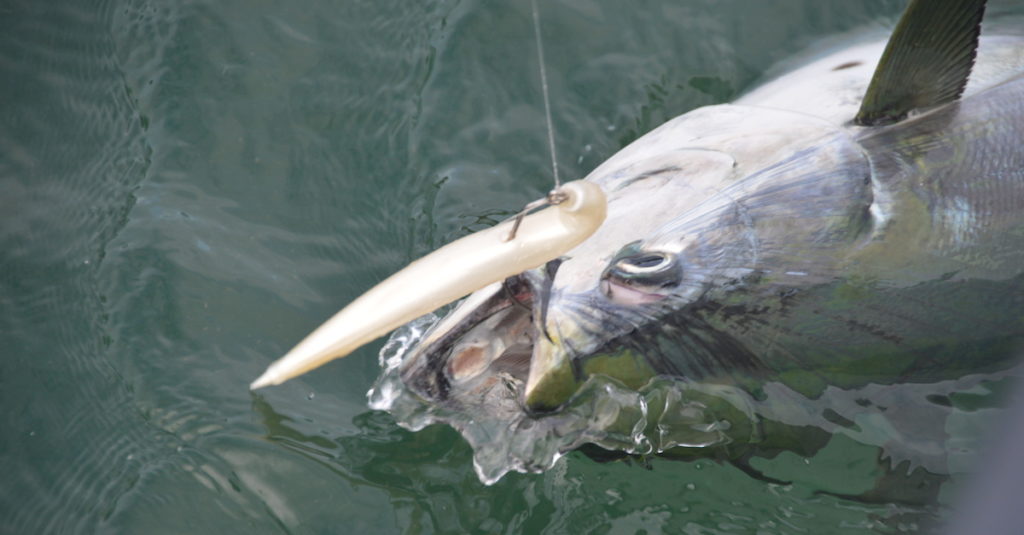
[617, 253, 673, 273]
[602, 250, 681, 297]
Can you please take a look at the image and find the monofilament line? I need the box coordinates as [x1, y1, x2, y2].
[531, 0, 560, 189]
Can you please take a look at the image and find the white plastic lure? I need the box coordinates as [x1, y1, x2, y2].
[250, 180, 606, 389]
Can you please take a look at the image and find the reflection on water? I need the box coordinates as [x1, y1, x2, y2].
[257, 372, 968, 532]
[3, 0, 1022, 532]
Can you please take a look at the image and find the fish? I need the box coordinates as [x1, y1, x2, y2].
[396, 0, 1024, 412]
[258, 0, 1024, 484]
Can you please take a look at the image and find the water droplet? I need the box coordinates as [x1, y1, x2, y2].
[307, 392, 315, 400]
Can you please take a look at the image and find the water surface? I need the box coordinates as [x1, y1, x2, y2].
[3, 0, 1020, 533]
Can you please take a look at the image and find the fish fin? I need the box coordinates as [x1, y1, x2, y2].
[854, 0, 987, 126]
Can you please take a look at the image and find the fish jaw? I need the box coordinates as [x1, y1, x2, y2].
[522, 336, 578, 412]
[524, 338, 663, 412]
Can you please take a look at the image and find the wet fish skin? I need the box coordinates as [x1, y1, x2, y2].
[400, 36, 1024, 413]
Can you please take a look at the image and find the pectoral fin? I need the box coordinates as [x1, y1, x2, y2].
[854, 0, 987, 126]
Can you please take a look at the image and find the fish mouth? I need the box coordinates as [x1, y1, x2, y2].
[398, 261, 675, 413]
[397, 257, 605, 414]
[399, 271, 543, 406]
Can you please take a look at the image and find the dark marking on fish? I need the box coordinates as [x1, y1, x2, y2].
[926, 393, 953, 407]
[617, 166, 683, 189]
[810, 308, 904, 345]
[729, 459, 793, 486]
[821, 408, 859, 430]
[832, 61, 863, 71]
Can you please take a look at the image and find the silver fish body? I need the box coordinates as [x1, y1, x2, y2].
[399, 34, 1024, 414]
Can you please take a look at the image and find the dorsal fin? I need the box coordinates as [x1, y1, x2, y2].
[854, 0, 987, 126]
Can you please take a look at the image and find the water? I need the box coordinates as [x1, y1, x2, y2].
[2, 0, 1021, 533]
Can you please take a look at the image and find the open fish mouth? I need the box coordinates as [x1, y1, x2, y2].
[397, 257, 680, 414]
[398, 270, 548, 410]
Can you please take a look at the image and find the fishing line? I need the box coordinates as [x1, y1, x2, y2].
[531, 0, 561, 190]
[505, 0, 566, 242]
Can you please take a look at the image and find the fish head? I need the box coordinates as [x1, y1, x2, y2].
[400, 104, 873, 412]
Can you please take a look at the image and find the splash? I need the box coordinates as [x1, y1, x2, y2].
[368, 315, 756, 484]
[368, 316, 1014, 485]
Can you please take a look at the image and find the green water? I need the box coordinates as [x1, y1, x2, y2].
[3, 0, 1021, 533]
